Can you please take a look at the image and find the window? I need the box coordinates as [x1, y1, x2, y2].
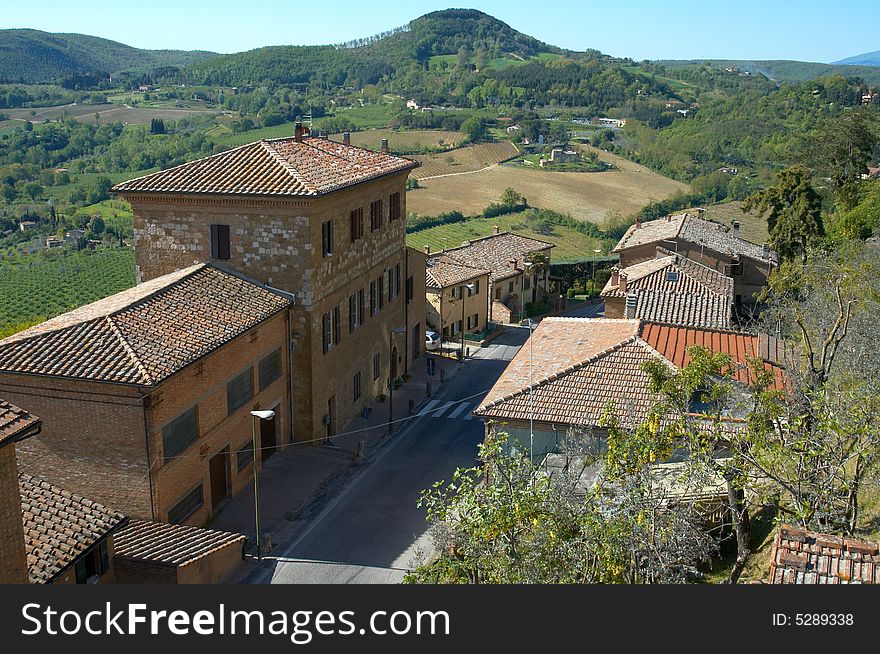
[349, 289, 365, 331]
[369, 280, 378, 316]
[167, 485, 203, 524]
[353, 371, 362, 401]
[474, 279, 480, 295]
[333, 305, 341, 346]
[162, 407, 198, 463]
[321, 219, 334, 257]
[75, 540, 109, 583]
[236, 441, 253, 472]
[258, 349, 282, 391]
[389, 192, 401, 221]
[523, 275, 531, 291]
[406, 276, 413, 304]
[370, 199, 383, 231]
[227, 369, 253, 415]
[350, 207, 363, 242]
[373, 352, 381, 381]
[387, 268, 394, 302]
[378, 276, 384, 309]
[322, 312, 332, 353]
[210, 224, 231, 260]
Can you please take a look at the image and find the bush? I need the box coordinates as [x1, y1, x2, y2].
[405, 210, 466, 234]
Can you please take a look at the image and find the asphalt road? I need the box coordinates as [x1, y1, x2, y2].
[248, 330, 526, 584]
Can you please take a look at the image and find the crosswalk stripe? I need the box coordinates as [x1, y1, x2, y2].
[432, 401, 454, 418]
[418, 400, 440, 416]
[463, 409, 477, 420]
[446, 402, 471, 419]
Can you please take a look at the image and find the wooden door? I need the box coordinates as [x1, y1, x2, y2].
[260, 411, 277, 461]
[209, 447, 229, 509]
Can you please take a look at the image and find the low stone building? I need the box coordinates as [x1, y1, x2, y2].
[425, 251, 491, 342]
[0, 263, 292, 525]
[435, 230, 554, 324]
[602, 248, 736, 329]
[612, 211, 778, 308]
[474, 317, 785, 459]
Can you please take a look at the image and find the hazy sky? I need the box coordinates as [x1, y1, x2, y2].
[1, 0, 876, 63]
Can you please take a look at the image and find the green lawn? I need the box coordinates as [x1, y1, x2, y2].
[406, 212, 608, 263]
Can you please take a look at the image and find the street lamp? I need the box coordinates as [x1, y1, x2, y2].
[459, 282, 475, 361]
[526, 318, 536, 461]
[388, 327, 406, 434]
[250, 409, 275, 561]
[591, 248, 601, 294]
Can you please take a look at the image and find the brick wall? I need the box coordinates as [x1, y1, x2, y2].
[0, 446, 28, 583]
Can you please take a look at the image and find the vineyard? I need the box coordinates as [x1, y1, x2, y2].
[328, 129, 465, 153]
[0, 248, 136, 335]
[411, 141, 520, 179]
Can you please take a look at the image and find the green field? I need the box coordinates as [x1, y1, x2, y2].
[0, 248, 136, 334]
[406, 213, 608, 263]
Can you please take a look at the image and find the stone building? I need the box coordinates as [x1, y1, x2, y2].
[112, 128, 423, 444]
[432, 230, 554, 324]
[425, 251, 491, 341]
[612, 211, 778, 309]
[0, 264, 292, 525]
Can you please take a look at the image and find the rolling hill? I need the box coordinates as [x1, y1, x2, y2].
[0, 29, 216, 83]
[657, 59, 880, 86]
[834, 50, 880, 67]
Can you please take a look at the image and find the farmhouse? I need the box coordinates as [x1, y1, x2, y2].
[0, 264, 293, 525]
[424, 250, 491, 343]
[112, 125, 424, 446]
[436, 230, 554, 324]
[474, 317, 785, 458]
[612, 211, 778, 308]
[602, 248, 736, 329]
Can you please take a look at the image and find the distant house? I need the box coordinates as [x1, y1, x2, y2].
[861, 166, 880, 180]
[138, 84, 153, 93]
[601, 249, 736, 330]
[596, 117, 626, 128]
[65, 228, 86, 243]
[19, 221, 37, 232]
[424, 249, 491, 342]
[539, 148, 579, 167]
[612, 211, 778, 308]
[717, 166, 738, 175]
[769, 525, 879, 584]
[506, 125, 521, 133]
[406, 99, 421, 110]
[45, 237, 63, 249]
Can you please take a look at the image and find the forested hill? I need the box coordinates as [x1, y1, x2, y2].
[657, 58, 880, 86]
[185, 8, 567, 87]
[834, 50, 880, 67]
[0, 29, 216, 84]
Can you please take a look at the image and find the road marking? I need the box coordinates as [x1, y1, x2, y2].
[446, 402, 471, 419]
[463, 409, 477, 421]
[431, 401, 454, 417]
[418, 400, 440, 415]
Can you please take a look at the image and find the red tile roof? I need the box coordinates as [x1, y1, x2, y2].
[426, 254, 490, 289]
[769, 525, 880, 584]
[0, 264, 291, 385]
[19, 473, 128, 584]
[114, 519, 246, 567]
[0, 398, 41, 447]
[439, 232, 554, 283]
[639, 322, 785, 388]
[112, 136, 418, 198]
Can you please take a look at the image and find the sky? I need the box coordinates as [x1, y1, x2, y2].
[1, 0, 877, 63]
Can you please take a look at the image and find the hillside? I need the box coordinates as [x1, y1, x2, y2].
[834, 49, 880, 67]
[657, 58, 880, 86]
[0, 29, 216, 83]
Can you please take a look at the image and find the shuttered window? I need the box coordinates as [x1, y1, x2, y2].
[210, 224, 231, 260]
[162, 407, 198, 463]
[350, 208, 364, 241]
[227, 369, 253, 415]
[389, 192, 401, 221]
[258, 349, 282, 391]
[370, 199, 383, 231]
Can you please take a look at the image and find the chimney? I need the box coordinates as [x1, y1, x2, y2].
[342, 131, 350, 146]
[510, 258, 518, 270]
[610, 266, 620, 289]
[380, 138, 389, 154]
[619, 272, 628, 293]
[624, 292, 638, 319]
[732, 220, 740, 239]
[424, 244, 431, 255]
[294, 122, 304, 142]
[493, 224, 500, 235]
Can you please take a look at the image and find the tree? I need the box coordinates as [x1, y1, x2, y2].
[500, 187, 526, 207]
[405, 432, 715, 584]
[742, 165, 824, 264]
[460, 117, 486, 143]
[813, 110, 878, 211]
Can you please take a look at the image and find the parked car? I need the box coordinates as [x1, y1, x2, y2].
[425, 330, 441, 350]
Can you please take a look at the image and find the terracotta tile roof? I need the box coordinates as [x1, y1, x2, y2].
[425, 254, 490, 289]
[613, 212, 778, 265]
[475, 337, 668, 427]
[19, 473, 127, 584]
[114, 519, 246, 567]
[769, 525, 880, 584]
[0, 264, 291, 385]
[479, 318, 641, 408]
[440, 232, 554, 283]
[639, 322, 785, 389]
[112, 136, 418, 198]
[602, 252, 735, 329]
[476, 318, 786, 428]
[0, 398, 41, 447]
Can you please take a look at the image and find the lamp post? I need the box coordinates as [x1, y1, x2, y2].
[591, 248, 601, 294]
[526, 318, 536, 461]
[388, 327, 406, 433]
[250, 409, 275, 561]
[459, 282, 475, 361]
